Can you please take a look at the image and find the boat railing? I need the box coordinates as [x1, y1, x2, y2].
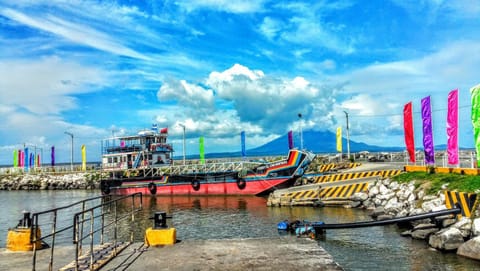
[28, 193, 142, 271]
[160, 161, 262, 175]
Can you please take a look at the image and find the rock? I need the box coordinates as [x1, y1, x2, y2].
[429, 228, 465, 251]
[370, 207, 385, 218]
[412, 228, 439, 240]
[450, 218, 472, 238]
[400, 230, 412, 237]
[473, 218, 480, 237]
[378, 184, 389, 195]
[457, 236, 480, 260]
[368, 186, 379, 197]
[350, 201, 362, 208]
[351, 192, 368, 202]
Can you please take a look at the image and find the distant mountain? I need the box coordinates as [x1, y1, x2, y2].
[199, 130, 404, 158]
[247, 130, 404, 155]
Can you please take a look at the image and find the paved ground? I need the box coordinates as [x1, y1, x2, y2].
[101, 237, 344, 271]
[0, 237, 344, 271]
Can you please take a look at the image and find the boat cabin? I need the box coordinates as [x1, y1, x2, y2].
[101, 130, 173, 171]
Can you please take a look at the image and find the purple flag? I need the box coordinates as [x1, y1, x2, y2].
[288, 130, 294, 149]
[51, 146, 55, 167]
[447, 89, 458, 165]
[421, 96, 435, 165]
[29, 153, 34, 168]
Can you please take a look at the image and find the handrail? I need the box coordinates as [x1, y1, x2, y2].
[29, 193, 143, 271]
[72, 193, 142, 271]
[31, 195, 106, 271]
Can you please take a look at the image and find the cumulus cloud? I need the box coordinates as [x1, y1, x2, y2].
[157, 78, 215, 113]
[205, 64, 332, 133]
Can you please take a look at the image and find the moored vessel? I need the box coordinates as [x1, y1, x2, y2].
[99, 129, 315, 196]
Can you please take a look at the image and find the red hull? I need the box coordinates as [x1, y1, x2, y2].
[111, 178, 290, 196]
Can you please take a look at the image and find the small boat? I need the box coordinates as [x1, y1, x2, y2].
[99, 129, 315, 196]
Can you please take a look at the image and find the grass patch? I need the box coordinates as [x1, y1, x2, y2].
[392, 172, 480, 195]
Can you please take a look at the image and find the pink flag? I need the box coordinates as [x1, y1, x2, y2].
[403, 102, 415, 163]
[447, 89, 458, 165]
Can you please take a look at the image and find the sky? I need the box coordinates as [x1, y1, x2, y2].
[1, 0, 479, 165]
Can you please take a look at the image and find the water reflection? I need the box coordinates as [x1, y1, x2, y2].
[1, 192, 479, 271]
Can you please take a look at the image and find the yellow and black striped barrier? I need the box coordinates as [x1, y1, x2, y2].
[313, 169, 402, 183]
[284, 182, 370, 201]
[317, 162, 362, 173]
[444, 190, 478, 218]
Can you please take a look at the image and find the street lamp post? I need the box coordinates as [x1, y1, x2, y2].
[298, 113, 303, 150]
[343, 111, 350, 161]
[178, 124, 186, 165]
[64, 132, 74, 171]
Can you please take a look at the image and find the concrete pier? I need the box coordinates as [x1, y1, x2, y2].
[0, 237, 343, 270]
[102, 237, 344, 271]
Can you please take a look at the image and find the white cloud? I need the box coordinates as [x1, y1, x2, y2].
[0, 8, 150, 60]
[176, 0, 266, 13]
[0, 56, 107, 114]
[157, 78, 215, 113]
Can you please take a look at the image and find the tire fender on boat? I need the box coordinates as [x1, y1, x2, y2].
[148, 182, 157, 195]
[237, 178, 246, 189]
[100, 180, 111, 195]
[191, 180, 200, 191]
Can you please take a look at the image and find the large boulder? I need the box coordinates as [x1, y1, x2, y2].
[457, 236, 480, 260]
[472, 218, 480, 237]
[429, 228, 465, 251]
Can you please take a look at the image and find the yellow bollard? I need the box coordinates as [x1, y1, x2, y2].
[6, 227, 42, 251]
[144, 227, 176, 246]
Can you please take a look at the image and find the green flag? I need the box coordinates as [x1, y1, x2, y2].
[199, 136, 205, 165]
[471, 84, 480, 167]
[13, 150, 18, 168]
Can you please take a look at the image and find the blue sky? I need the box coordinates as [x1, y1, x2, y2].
[0, 0, 479, 165]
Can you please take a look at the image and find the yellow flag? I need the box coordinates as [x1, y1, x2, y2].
[336, 127, 342, 153]
[81, 145, 86, 171]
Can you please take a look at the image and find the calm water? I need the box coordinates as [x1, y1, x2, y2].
[1, 190, 479, 271]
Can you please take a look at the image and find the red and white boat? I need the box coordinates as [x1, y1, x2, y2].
[99, 129, 315, 196]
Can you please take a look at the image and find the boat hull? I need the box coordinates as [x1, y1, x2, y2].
[106, 176, 294, 196]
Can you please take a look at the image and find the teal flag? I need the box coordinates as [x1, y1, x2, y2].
[471, 84, 480, 167]
[13, 150, 18, 168]
[199, 136, 205, 164]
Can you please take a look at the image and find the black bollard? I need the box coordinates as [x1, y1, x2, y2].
[151, 211, 172, 229]
[17, 210, 32, 228]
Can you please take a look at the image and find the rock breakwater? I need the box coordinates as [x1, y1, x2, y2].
[0, 172, 102, 190]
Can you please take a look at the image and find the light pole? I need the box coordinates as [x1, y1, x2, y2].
[178, 124, 186, 165]
[343, 111, 350, 161]
[64, 131, 74, 171]
[298, 113, 303, 150]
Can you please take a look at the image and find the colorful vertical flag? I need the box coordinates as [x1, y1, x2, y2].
[51, 146, 55, 167]
[81, 144, 86, 171]
[37, 154, 41, 167]
[288, 130, 294, 149]
[471, 84, 480, 167]
[447, 89, 459, 165]
[199, 136, 205, 164]
[24, 147, 29, 171]
[13, 150, 18, 168]
[240, 131, 246, 158]
[19, 150, 23, 167]
[336, 127, 342, 153]
[403, 102, 416, 163]
[421, 96, 435, 165]
[29, 153, 34, 168]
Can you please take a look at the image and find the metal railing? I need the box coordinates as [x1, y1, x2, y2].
[29, 193, 142, 271]
[71, 193, 142, 271]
